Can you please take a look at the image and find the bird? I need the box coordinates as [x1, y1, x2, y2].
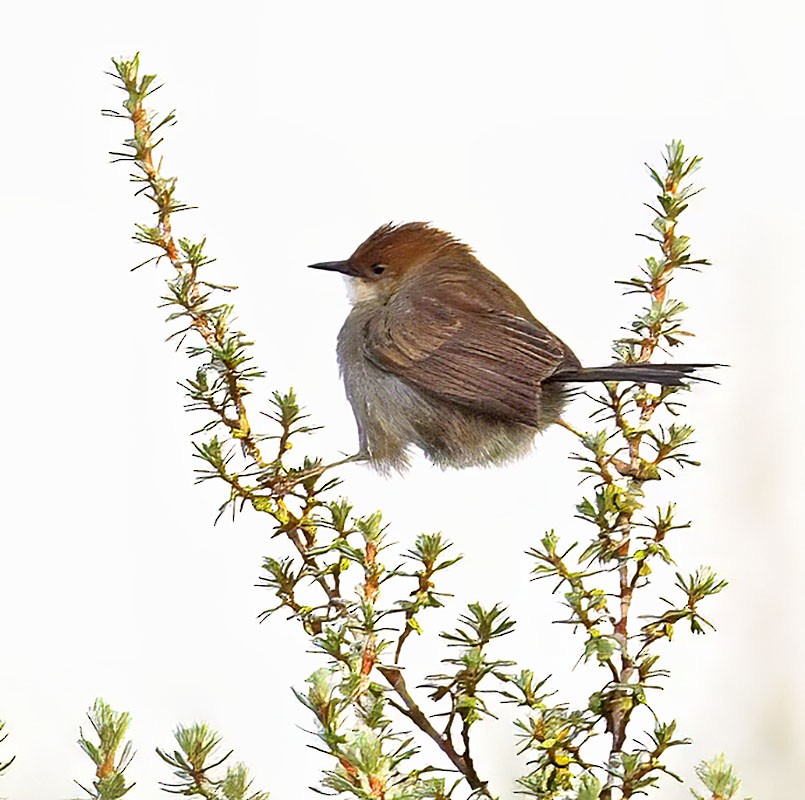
[308, 222, 712, 473]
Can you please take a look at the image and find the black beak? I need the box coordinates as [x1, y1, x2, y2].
[307, 259, 358, 277]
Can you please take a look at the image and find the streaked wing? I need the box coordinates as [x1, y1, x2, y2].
[364, 273, 567, 427]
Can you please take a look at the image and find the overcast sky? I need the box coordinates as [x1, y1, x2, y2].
[2, 2, 804, 798]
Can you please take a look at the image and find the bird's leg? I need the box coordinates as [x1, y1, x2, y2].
[555, 417, 586, 438]
[319, 451, 368, 473]
[265, 451, 367, 490]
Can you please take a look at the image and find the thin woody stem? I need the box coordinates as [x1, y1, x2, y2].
[378, 666, 491, 796]
[603, 148, 695, 763]
[114, 61, 266, 469]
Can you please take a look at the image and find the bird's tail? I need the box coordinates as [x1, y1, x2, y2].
[549, 363, 719, 386]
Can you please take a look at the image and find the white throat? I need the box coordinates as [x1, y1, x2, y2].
[343, 276, 382, 306]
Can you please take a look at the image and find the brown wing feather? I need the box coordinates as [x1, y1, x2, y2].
[364, 267, 572, 426]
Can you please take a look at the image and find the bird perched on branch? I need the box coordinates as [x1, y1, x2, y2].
[309, 222, 712, 473]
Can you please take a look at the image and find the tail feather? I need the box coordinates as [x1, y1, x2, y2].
[549, 363, 720, 386]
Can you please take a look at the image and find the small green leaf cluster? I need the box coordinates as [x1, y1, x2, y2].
[157, 722, 268, 799]
[641, 567, 728, 644]
[76, 699, 135, 799]
[691, 753, 751, 800]
[501, 670, 596, 797]
[395, 534, 462, 660]
[427, 604, 515, 730]
[296, 669, 446, 800]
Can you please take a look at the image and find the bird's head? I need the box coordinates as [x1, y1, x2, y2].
[308, 222, 474, 304]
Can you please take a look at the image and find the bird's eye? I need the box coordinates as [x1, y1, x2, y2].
[372, 264, 386, 275]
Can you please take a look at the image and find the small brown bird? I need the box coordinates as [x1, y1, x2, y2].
[309, 222, 710, 473]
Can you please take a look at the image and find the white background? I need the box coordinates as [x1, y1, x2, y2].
[1, 2, 803, 797]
